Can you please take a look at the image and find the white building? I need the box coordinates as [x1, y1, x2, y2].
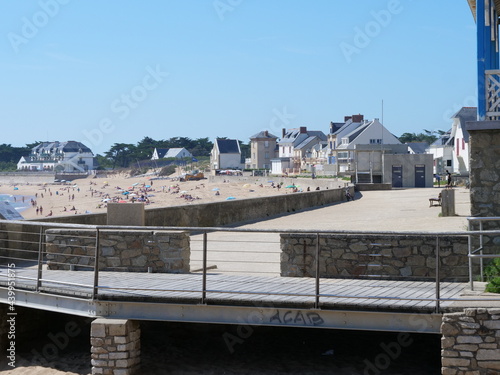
[211, 139, 242, 170]
[151, 147, 193, 160]
[272, 127, 326, 174]
[450, 107, 476, 175]
[334, 118, 402, 173]
[427, 107, 476, 176]
[151, 147, 192, 160]
[17, 141, 95, 172]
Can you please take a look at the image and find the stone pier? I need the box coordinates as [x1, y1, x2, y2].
[91, 319, 140, 375]
[441, 308, 500, 374]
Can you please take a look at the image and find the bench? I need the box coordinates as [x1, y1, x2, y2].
[429, 193, 442, 207]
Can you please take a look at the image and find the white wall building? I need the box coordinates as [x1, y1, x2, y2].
[17, 141, 95, 172]
[427, 107, 476, 176]
[151, 147, 192, 160]
[211, 139, 242, 170]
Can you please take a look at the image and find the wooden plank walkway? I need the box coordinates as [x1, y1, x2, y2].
[0, 266, 474, 313]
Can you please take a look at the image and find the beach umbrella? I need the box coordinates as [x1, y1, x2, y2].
[129, 193, 137, 197]
[122, 191, 130, 195]
[212, 187, 220, 191]
[180, 190, 188, 194]
[243, 184, 251, 188]
[132, 182, 139, 186]
[226, 196, 236, 200]
[118, 200, 127, 203]
[145, 185, 151, 188]
[285, 185, 296, 188]
[102, 198, 111, 202]
[13, 187, 18, 190]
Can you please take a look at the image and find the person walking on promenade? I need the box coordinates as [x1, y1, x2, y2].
[446, 170, 452, 187]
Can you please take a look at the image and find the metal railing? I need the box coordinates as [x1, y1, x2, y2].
[468, 216, 500, 290]
[0, 220, 500, 313]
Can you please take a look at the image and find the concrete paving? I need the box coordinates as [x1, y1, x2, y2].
[239, 186, 471, 232]
[190, 187, 473, 275]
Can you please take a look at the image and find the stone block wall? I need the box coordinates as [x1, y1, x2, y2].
[466, 123, 500, 255]
[91, 319, 140, 375]
[45, 229, 190, 273]
[441, 308, 500, 374]
[468, 125, 500, 218]
[280, 234, 471, 280]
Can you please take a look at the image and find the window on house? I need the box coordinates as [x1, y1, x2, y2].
[447, 160, 452, 167]
[370, 139, 382, 144]
[265, 152, 269, 159]
[264, 141, 269, 148]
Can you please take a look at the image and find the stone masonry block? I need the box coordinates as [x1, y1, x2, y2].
[107, 320, 130, 336]
[91, 321, 107, 338]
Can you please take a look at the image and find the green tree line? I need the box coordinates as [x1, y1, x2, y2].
[100, 136, 215, 169]
[397, 129, 446, 144]
[0, 142, 40, 171]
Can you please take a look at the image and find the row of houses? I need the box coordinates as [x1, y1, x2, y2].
[16, 107, 475, 188]
[207, 107, 475, 187]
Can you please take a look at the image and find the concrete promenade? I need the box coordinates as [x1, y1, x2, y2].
[190, 187, 472, 275]
[240, 186, 471, 232]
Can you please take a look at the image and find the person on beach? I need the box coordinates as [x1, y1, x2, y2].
[446, 170, 452, 187]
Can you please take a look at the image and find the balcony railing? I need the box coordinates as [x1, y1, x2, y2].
[486, 69, 500, 120]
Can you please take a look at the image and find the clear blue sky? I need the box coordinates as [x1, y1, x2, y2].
[0, 0, 476, 155]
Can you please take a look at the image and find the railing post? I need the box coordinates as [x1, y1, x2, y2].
[92, 228, 100, 300]
[315, 233, 320, 309]
[480, 221, 484, 282]
[468, 220, 474, 291]
[435, 236, 440, 313]
[36, 226, 44, 292]
[201, 231, 207, 304]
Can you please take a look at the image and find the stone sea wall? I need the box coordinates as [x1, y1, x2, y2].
[45, 229, 190, 273]
[441, 308, 500, 374]
[36, 187, 347, 227]
[280, 234, 471, 280]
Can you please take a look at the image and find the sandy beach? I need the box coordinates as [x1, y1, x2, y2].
[0, 173, 296, 220]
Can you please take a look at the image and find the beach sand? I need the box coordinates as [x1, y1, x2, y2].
[0, 173, 293, 220]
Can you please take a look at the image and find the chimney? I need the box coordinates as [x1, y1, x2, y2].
[300, 126, 307, 134]
[352, 114, 364, 123]
[264, 130, 268, 137]
[282, 128, 286, 138]
[344, 116, 352, 122]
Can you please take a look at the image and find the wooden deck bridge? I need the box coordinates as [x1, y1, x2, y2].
[1, 219, 500, 373]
